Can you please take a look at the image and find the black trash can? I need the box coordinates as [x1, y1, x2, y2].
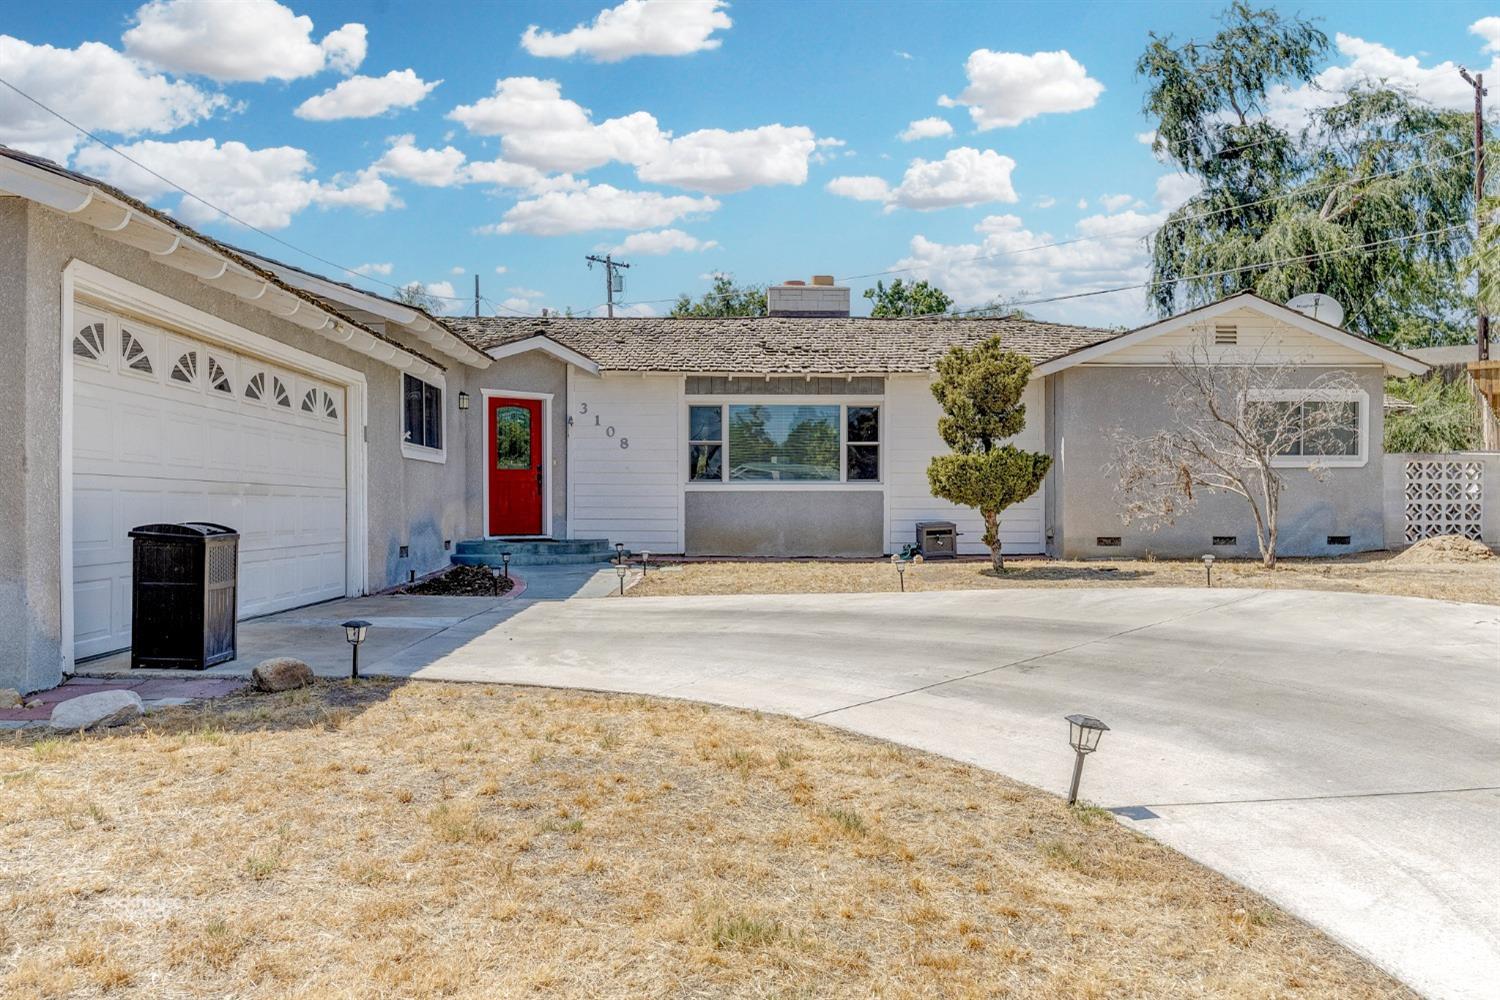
[127, 523, 239, 669]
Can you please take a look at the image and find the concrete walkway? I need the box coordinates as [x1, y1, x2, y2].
[78, 582, 1498, 997]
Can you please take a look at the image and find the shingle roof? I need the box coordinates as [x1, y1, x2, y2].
[0, 144, 446, 371]
[446, 315, 1117, 374]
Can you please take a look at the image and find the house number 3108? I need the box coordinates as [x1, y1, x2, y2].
[576, 403, 628, 448]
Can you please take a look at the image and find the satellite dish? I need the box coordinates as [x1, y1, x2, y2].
[1286, 293, 1344, 328]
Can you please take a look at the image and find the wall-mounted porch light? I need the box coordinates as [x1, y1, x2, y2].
[457, 391, 470, 410]
[1064, 713, 1110, 805]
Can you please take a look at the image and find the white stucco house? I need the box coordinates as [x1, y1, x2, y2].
[1, 145, 1436, 694]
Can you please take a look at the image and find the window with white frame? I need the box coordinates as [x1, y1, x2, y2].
[1245, 389, 1366, 466]
[688, 402, 880, 482]
[402, 373, 443, 454]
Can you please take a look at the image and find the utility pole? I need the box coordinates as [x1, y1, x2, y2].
[474, 274, 480, 318]
[584, 253, 630, 318]
[1461, 66, 1489, 361]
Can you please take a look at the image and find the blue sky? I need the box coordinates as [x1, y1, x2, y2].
[2, 0, 1496, 326]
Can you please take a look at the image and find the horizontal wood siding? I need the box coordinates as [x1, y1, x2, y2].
[1094, 307, 1385, 367]
[884, 375, 1045, 555]
[567, 373, 683, 551]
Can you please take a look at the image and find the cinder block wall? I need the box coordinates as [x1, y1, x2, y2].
[1383, 452, 1499, 549]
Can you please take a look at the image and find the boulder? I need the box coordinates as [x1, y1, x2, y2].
[50, 690, 144, 731]
[0, 688, 22, 708]
[252, 657, 314, 693]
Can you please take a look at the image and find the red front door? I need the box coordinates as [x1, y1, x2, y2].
[488, 396, 543, 535]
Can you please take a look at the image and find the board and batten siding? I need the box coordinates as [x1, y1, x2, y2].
[1093, 306, 1384, 367]
[884, 374, 1046, 556]
[565, 370, 683, 552]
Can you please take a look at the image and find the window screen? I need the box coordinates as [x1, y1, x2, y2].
[403, 374, 443, 450]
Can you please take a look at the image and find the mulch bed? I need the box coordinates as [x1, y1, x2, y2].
[398, 565, 515, 597]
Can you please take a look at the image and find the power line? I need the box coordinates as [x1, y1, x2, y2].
[937, 223, 1468, 315]
[0, 75, 500, 310]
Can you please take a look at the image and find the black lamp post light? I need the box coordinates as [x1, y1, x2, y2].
[1064, 713, 1109, 806]
[501, 551, 511, 581]
[615, 561, 628, 595]
[487, 564, 503, 595]
[341, 619, 371, 679]
[640, 549, 651, 577]
[615, 542, 625, 563]
[1202, 552, 1215, 587]
[891, 551, 924, 591]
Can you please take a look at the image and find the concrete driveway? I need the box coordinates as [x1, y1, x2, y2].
[79, 581, 1499, 996]
[376, 585, 1498, 1000]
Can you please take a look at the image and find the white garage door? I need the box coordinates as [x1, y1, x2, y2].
[70, 302, 347, 660]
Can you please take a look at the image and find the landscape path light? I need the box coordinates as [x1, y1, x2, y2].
[1064, 713, 1110, 806]
[615, 561, 628, 596]
[640, 549, 651, 576]
[615, 542, 625, 564]
[341, 620, 371, 680]
[501, 551, 511, 581]
[1202, 552, 1215, 587]
[487, 564, 503, 595]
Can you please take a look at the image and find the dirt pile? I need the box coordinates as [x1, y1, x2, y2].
[1391, 535, 1496, 565]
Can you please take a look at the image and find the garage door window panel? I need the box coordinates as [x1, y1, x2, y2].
[72, 313, 108, 367]
[207, 354, 233, 395]
[120, 326, 155, 378]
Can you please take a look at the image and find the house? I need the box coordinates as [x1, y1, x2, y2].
[0, 145, 1427, 694]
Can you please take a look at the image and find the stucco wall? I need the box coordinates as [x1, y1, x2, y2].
[461, 353, 568, 539]
[685, 490, 883, 556]
[2, 201, 467, 691]
[1053, 364, 1389, 559]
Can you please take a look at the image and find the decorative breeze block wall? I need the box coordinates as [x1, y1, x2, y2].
[1403, 460, 1484, 542]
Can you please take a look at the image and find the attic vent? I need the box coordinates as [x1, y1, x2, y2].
[1213, 324, 1238, 345]
[1095, 536, 1122, 547]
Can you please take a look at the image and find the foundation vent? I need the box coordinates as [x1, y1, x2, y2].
[1326, 535, 1351, 546]
[399, 545, 409, 559]
[1095, 536, 1122, 547]
[1212, 535, 1237, 546]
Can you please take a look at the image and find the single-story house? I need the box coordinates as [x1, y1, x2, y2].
[0, 145, 1427, 693]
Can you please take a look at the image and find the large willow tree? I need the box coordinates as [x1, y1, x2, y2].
[1140, 2, 1475, 346]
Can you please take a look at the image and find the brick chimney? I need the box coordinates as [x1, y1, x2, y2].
[767, 274, 849, 318]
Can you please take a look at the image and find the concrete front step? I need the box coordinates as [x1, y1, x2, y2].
[451, 538, 618, 567]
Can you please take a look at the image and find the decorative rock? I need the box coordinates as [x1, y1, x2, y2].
[49, 690, 144, 731]
[0, 688, 22, 708]
[251, 657, 314, 693]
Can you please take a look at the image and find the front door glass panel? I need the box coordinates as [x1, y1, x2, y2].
[495, 406, 532, 469]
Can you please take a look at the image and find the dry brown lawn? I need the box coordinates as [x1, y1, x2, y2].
[1, 681, 1409, 999]
[627, 551, 1500, 605]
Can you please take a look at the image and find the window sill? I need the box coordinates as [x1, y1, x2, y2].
[685, 481, 884, 491]
[401, 442, 447, 464]
[1269, 455, 1367, 470]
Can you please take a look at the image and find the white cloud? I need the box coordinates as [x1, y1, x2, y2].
[899, 117, 955, 142]
[939, 49, 1104, 129]
[895, 50, 914, 61]
[123, 0, 365, 82]
[448, 76, 818, 192]
[1098, 193, 1136, 212]
[486, 183, 719, 236]
[1264, 28, 1500, 127]
[0, 35, 230, 162]
[591, 302, 658, 317]
[494, 265, 509, 275]
[295, 69, 439, 121]
[1034, 195, 1056, 209]
[1077, 198, 1088, 210]
[827, 147, 1018, 212]
[637, 125, 816, 193]
[1474, 17, 1500, 53]
[72, 138, 396, 229]
[353, 262, 393, 276]
[879, 169, 1202, 327]
[1154, 172, 1200, 211]
[450, 266, 465, 275]
[606, 228, 718, 255]
[500, 296, 538, 314]
[508, 286, 545, 299]
[373, 134, 470, 187]
[520, 0, 730, 62]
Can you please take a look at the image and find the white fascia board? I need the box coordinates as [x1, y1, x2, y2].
[486, 335, 601, 376]
[1033, 293, 1428, 377]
